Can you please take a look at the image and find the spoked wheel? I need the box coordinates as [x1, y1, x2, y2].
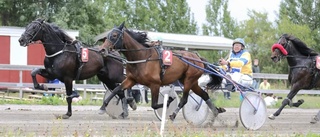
[104, 89, 123, 119]
[239, 92, 267, 130]
[182, 92, 210, 126]
[154, 86, 179, 121]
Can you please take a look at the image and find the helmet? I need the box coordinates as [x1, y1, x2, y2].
[150, 35, 163, 42]
[233, 38, 245, 48]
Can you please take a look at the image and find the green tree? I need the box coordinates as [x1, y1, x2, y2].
[51, 0, 107, 43]
[0, 0, 65, 26]
[202, 0, 237, 38]
[156, 0, 197, 34]
[279, 0, 320, 51]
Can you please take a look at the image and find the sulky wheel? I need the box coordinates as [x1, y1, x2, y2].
[154, 86, 180, 121]
[182, 92, 211, 126]
[239, 92, 267, 130]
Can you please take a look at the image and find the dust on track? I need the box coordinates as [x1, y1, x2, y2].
[0, 105, 319, 136]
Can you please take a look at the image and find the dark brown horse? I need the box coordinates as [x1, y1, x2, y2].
[98, 22, 224, 121]
[270, 34, 318, 120]
[18, 18, 132, 119]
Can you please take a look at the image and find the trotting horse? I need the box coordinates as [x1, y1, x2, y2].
[98, 22, 225, 121]
[18, 18, 133, 119]
[270, 33, 319, 120]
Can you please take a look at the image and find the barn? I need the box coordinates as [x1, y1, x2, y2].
[0, 26, 79, 83]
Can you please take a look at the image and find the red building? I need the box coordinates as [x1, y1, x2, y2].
[0, 26, 79, 83]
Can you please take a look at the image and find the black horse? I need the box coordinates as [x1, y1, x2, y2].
[18, 18, 134, 119]
[270, 34, 318, 120]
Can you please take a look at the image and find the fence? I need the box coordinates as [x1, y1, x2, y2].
[1, 64, 320, 100]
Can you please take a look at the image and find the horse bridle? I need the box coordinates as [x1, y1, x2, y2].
[107, 28, 124, 49]
[274, 36, 312, 60]
[21, 20, 43, 47]
[106, 28, 157, 52]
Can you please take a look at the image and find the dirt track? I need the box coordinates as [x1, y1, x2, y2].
[0, 104, 319, 136]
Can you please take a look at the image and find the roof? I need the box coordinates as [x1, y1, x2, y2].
[95, 30, 233, 50]
[0, 26, 79, 39]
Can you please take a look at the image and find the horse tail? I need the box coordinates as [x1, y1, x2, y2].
[200, 57, 223, 90]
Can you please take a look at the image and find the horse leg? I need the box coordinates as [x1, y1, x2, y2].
[126, 88, 137, 110]
[31, 68, 52, 90]
[98, 85, 124, 114]
[150, 85, 163, 110]
[119, 96, 129, 119]
[192, 86, 223, 117]
[292, 99, 304, 107]
[169, 89, 189, 121]
[269, 88, 299, 120]
[55, 79, 73, 119]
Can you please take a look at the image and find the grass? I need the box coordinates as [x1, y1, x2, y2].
[1, 90, 320, 109]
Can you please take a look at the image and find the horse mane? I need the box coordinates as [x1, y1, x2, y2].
[44, 21, 74, 44]
[283, 34, 318, 56]
[124, 29, 150, 47]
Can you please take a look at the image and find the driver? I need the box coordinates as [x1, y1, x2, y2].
[219, 38, 253, 100]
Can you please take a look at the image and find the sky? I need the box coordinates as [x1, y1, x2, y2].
[187, 0, 281, 29]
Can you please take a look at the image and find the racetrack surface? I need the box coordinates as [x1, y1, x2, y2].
[0, 105, 319, 136]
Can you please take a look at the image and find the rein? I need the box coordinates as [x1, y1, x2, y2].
[116, 46, 157, 52]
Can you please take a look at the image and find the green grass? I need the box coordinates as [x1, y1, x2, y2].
[1, 90, 320, 109]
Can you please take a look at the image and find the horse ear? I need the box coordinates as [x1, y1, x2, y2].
[36, 18, 45, 23]
[118, 21, 125, 30]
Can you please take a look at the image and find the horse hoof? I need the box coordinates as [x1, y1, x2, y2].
[41, 84, 48, 91]
[128, 101, 137, 111]
[310, 115, 319, 124]
[98, 109, 107, 115]
[169, 114, 175, 121]
[217, 107, 226, 113]
[118, 113, 128, 119]
[268, 114, 276, 120]
[62, 114, 70, 119]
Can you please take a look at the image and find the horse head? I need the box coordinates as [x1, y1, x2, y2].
[19, 18, 46, 47]
[102, 22, 126, 50]
[271, 34, 289, 63]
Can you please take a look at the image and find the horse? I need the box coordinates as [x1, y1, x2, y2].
[98, 22, 225, 121]
[270, 33, 319, 120]
[18, 18, 134, 119]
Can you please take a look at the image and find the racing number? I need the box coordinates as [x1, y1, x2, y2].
[163, 50, 172, 65]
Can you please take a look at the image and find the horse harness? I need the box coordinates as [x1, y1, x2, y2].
[44, 40, 89, 80]
[73, 40, 87, 80]
[288, 55, 320, 89]
[109, 45, 169, 81]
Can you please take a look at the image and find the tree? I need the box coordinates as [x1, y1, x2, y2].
[202, 0, 237, 38]
[0, 0, 66, 26]
[155, 0, 197, 34]
[279, 0, 320, 51]
[51, 0, 108, 43]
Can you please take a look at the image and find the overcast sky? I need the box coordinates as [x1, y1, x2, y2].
[187, 0, 281, 29]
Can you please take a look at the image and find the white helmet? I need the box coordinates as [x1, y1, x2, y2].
[233, 38, 246, 48]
